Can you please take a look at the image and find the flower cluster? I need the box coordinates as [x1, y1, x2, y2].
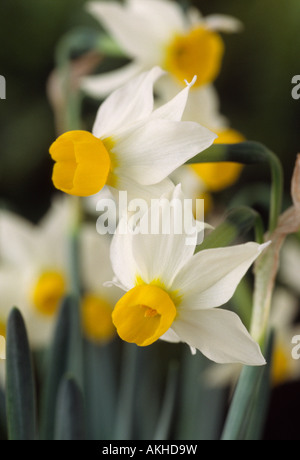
[3, 0, 300, 443]
[44, 0, 268, 367]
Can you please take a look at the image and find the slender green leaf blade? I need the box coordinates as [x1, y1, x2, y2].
[114, 343, 138, 440]
[244, 331, 274, 440]
[6, 308, 36, 440]
[221, 333, 274, 440]
[198, 206, 263, 253]
[40, 296, 72, 440]
[84, 340, 117, 440]
[153, 361, 179, 441]
[187, 141, 283, 233]
[54, 375, 86, 441]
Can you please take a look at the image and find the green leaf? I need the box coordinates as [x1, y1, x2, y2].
[40, 294, 84, 440]
[153, 361, 179, 440]
[40, 296, 73, 440]
[197, 206, 264, 253]
[5, 308, 36, 440]
[243, 332, 274, 440]
[176, 350, 226, 440]
[221, 332, 274, 440]
[54, 375, 86, 441]
[114, 343, 138, 440]
[187, 141, 283, 233]
[83, 340, 117, 440]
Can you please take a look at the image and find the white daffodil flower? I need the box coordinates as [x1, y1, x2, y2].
[0, 197, 72, 349]
[50, 67, 216, 204]
[82, 0, 242, 97]
[0, 196, 120, 349]
[108, 185, 267, 365]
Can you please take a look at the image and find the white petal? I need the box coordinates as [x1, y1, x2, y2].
[204, 15, 244, 33]
[81, 61, 145, 98]
[0, 268, 24, 321]
[112, 175, 175, 209]
[110, 225, 137, 291]
[270, 287, 298, 329]
[160, 327, 181, 343]
[36, 199, 69, 270]
[155, 78, 228, 131]
[83, 186, 115, 216]
[128, 0, 186, 37]
[21, 307, 56, 350]
[186, 6, 204, 27]
[130, 185, 198, 288]
[92, 67, 165, 138]
[38, 195, 71, 243]
[182, 84, 228, 130]
[80, 225, 115, 293]
[87, 1, 163, 61]
[0, 211, 36, 266]
[173, 242, 269, 310]
[173, 308, 266, 365]
[151, 83, 191, 122]
[171, 166, 206, 200]
[115, 119, 216, 185]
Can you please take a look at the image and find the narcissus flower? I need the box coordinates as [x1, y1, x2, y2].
[82, 0, 242, 97]
[50, 67, 216, 201]
[0, 198, 71, 348]
[109, 186, 267, 365]
[0, 197, 120, 348]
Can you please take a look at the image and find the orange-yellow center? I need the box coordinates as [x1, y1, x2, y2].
[81, 293, 116, 343]
[272, 344, 291, 387]
[49, 130, 112, 197]
[191, 129, 245, 192]
[112, 284, 176, 347]
[164, 26, 224, 88]
[0, 321, 6, 338]
[32, 271, 66, 317]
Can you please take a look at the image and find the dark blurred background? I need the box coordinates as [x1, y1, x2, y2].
[1, 0, 300, 220]
[0, 0, 300, 440]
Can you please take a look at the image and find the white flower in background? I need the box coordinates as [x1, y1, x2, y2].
[79, 1, 244, 207]
[109, 185, 267, 365]
[50, 67, 216, 204]
[0, 196, 120, 349]
[0, 197, 71, 349]
[82, 0, 242, 97]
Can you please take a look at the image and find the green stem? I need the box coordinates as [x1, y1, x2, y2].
[187, 141, 284, 233]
